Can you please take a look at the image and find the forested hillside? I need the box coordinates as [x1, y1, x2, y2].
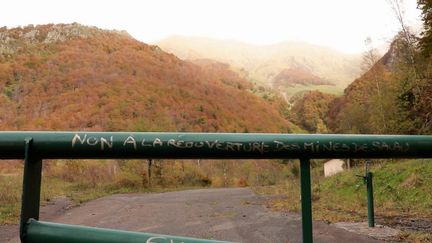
[0, 23, 297, 133]
[287, 2, 432, 136]
[0, 24, 301, 225]
[289, 91, 336, 133]
[325, 30, 432, 135]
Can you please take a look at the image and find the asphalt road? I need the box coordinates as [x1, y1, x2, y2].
[2, 187, 383, 243]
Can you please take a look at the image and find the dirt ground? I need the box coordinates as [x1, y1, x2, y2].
[1, 188, 385, 243]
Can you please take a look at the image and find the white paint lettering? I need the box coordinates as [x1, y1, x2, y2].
[100, 136, 113, 150]
[71, 134, 87, 148]
[87, 136, 99, 146]
[153, 138, 163, 147]
[205, 140, 218, 149]
[146, 236, 168, 243]
[123, 136, 137, 150]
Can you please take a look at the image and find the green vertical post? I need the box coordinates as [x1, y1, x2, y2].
[300, 158, 313, 243]
[367, 172, 375, 227]
[20, 138, 42, 241]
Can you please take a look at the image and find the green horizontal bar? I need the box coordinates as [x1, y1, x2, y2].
[24, 219, 232, 243]
[1, 131, 432, 159]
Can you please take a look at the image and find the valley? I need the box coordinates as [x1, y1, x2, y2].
[1, 10, 432, 241]
[156, 36, 362, 100]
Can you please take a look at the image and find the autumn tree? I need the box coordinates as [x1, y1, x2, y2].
[362, 37, 388, 133]
[290, 91, 335, 133]
[418, 0, 432, 56]
[414, 0, 432, 133]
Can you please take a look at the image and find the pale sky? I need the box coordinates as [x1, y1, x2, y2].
[1, 0, 422, 54]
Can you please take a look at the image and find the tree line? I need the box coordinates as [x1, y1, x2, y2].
[290, 1, 432, 135]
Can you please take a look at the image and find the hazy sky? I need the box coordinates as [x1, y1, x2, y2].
[1, 0, 422, 54]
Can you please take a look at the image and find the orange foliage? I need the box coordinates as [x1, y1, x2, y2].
[0, 24, 295, 133]
[290, 91, 335, 133]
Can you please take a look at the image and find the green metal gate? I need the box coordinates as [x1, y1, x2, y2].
[2, 132, 432, 243]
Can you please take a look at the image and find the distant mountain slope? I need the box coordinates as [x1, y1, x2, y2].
[156, 36, 362, 96]
[0, 24, 297, 132]
[273, 68, 334, 87]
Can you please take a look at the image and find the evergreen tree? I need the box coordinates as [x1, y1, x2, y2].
[418, 0, 432, 57]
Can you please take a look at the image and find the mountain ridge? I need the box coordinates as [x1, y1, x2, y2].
[0, 23, 132, 55]
[0, 24, 298, 133]
[156, 35, 362, 96]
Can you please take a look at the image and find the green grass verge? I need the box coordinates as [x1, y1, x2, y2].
[283, 84, 344, 98]
[254, 159, 432, 241]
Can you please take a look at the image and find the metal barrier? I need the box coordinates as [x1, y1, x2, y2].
[2, 132, 432, 243]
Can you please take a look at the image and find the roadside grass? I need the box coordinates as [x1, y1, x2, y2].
[0, 159, 282, 225]
[0, 174, 114, 225]
[0, 173, 208, 225]
[254, 159, 432, 242]
[0, 175, 22, 225]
